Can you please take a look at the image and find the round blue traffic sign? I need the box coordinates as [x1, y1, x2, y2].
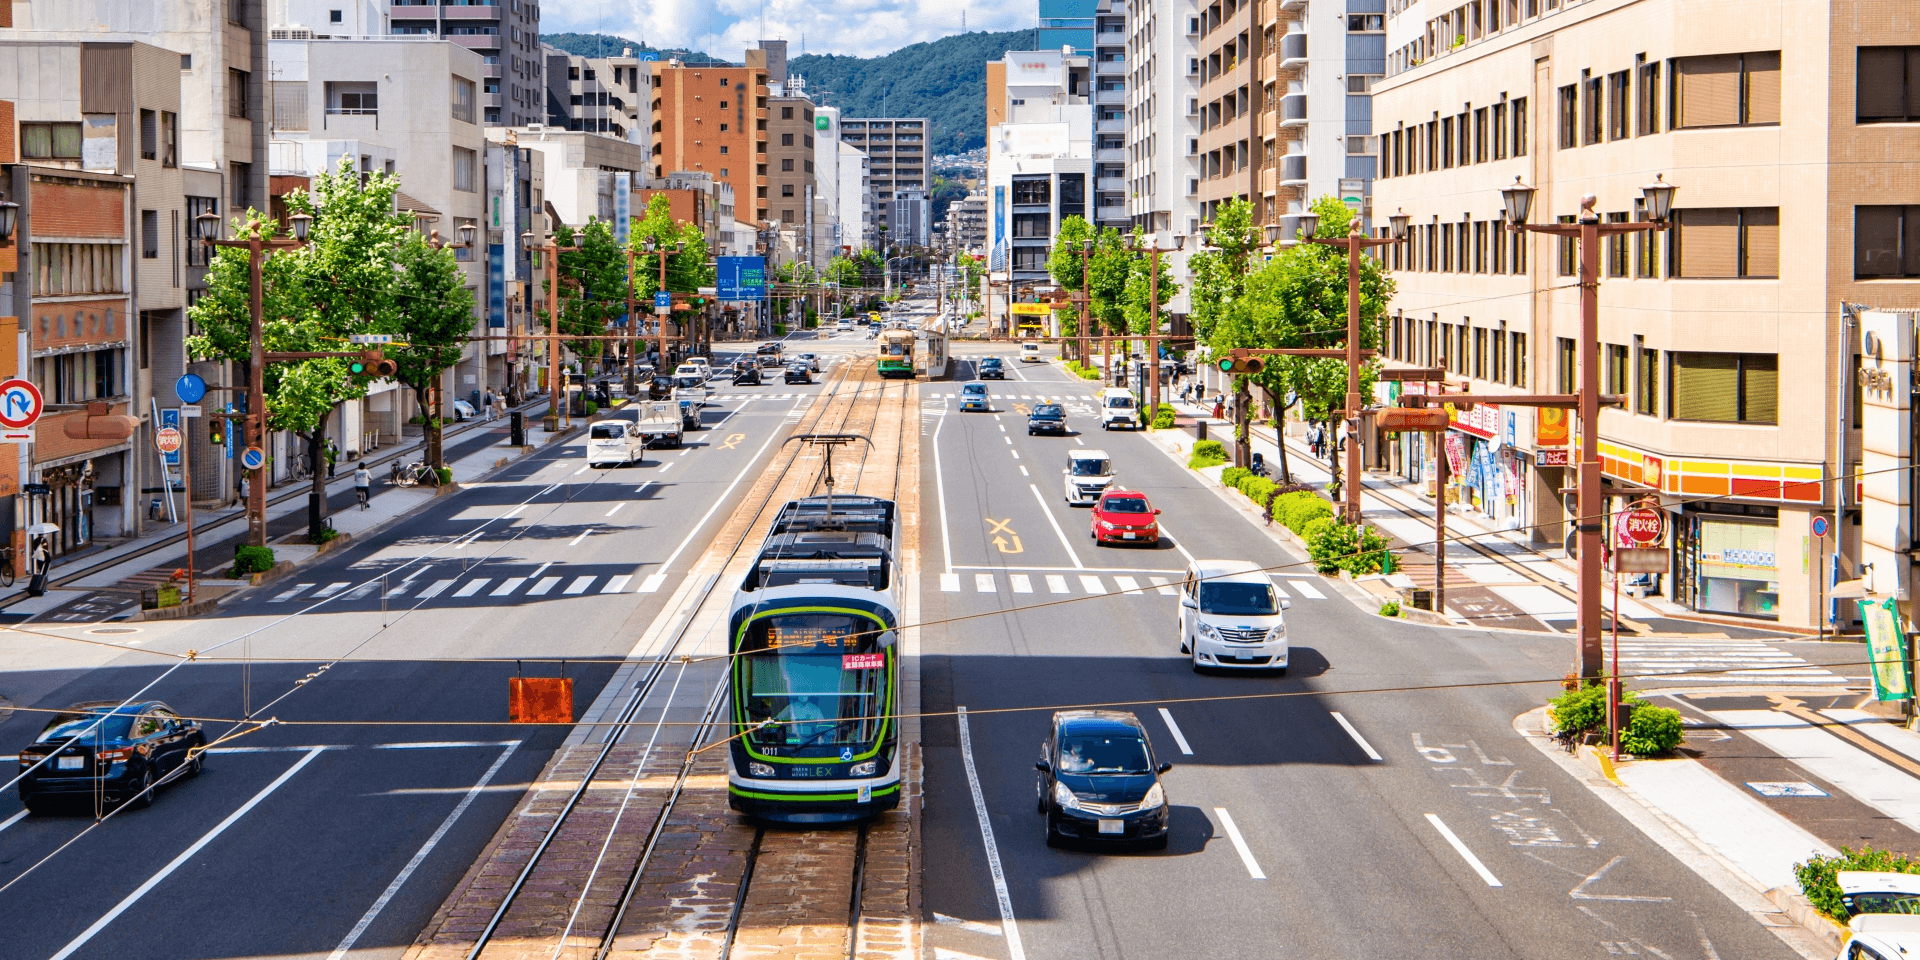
[175, 374, 208, 404]
[240, 446, 266, 470]
[1811, 515, 1830, 539]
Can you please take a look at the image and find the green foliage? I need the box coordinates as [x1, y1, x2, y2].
[1240, 476, 1277, 508]
[1189, 449, 1228, 469]
[1220, 467, 1251, 488]
[548, 219, 628, 357]
[1273, 491, 1333, 536]
[1065, 360, 1101, 380]
[583, 400, 599, 416]
[774, 323, 788, 336]
[1150, 404, 1176, 429]
[1620, 705, 1684, 756]
[541, 32, 728, 65]
[435, 466, 453, 485]
[312, 526, 340, 545]
[1303, 518, 1391, 574]
[785, 30, 1043, 154]
[1796, 847, 1920, 921]
[231, 545, 276, 577]
[1047, 219, 1135, 341]
[1378, 600, 1401, 618]
[1193, 440, 1226, 460]
[1547, 680, 1643, 741]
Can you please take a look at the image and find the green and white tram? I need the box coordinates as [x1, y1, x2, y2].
[876, 329, 916, 378]
[727, 496, 902, 822]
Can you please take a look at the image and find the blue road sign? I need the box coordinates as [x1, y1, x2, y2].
[1812, 515, 1831, 539]
[654, 290, 672, 310]
[160, 408, 181, 466]
[175, 374, 207, 404]
[240, 446, 266, 470]
[717, 256, 767, 301]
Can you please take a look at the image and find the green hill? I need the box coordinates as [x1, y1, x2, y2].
[541, 30, 1038, 156]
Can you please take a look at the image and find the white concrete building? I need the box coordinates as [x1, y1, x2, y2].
[1123, 0, 1200, 311]
[986, 49, 1094, 318]
[838, 140, 871, 251]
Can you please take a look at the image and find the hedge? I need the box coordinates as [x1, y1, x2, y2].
[1189, 439, 1228, 469]
[1150, 404, 1176, 429]
[231, 545, 275, 578]
[1273, 491, 1333, 536]
[1545, 682, 1681, 755]
[1221, 467, 1251, 488]
[1302, 517, 1391, 575]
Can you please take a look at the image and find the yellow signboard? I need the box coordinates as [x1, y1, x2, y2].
[1009, 303, 1054, 316]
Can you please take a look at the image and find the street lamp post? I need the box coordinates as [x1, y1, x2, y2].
[1300, 214, 1398, 523]
[424, 223, 476, 471]
[1076, 238, 1094, 367]
[1127, 233, 1188, 418]
[195, 209, 311, 548]
[1502, 174, 1677, 681]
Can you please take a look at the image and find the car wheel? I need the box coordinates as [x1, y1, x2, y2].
[127, 767, 155, 809]
[1273, 667, 1288, 677]
[1044, 820, 1062, 848]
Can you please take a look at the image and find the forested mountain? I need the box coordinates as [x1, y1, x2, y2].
[541, 30, 1040, 156]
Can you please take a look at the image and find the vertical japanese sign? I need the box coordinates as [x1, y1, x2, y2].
[160, 407, 181, 467]
[614, 172, 631, 247]
[488, 242, 506, 327]
[1858, 598, 1913, 702]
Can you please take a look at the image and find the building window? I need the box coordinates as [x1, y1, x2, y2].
[1348, 14, 1384, 30]
[1012, 179, 1051, 204]
[781, 133, 793, 146]
[162, 111, 178, 167]
[1606, 212, 1630, 276]
[1557, 337, 1576, 393]
[1637, 345, 1660, 415]
[1670, 207, 1779, 278]
[33, 243, 126, 296]
[1583, 74, 1603, 144]
[1513, 96, 1527, 155]
[1637, 61, 1662, 133]
[1859, 47, 1920, 122]
[1669, 352, 1777, 424]
[1556, 215, 1576, 276]
[1473, 107, 1488, 162]
[229, 68, 251, 119]
[1607, 70, 1630, 140]
[140, 109, 157, 161]
[1605, 343, 1629, 396]
[1511, 332, 1528, 388]
[453, 147, 476, 192]
[452, 77, 475, 124]
[719, 145, 729, 155]
[1856, 205, 1920, 278]
[1675, 52, 1781, 128]
[1492, 102, 1508, 158]
[185, 197, 217, 265]
[781, 158, 794, 171]
[231, 161, 252, 208]
[781, 106, 793, 119]
[1473, 328, 1487, 379]
[781, 184, 794, 197]
[20, 122, 83, 159]
[1558, 84, 1578, 148]
[141, 210, 159, 259]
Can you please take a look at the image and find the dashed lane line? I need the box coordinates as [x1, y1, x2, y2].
[1158, 708, 1194, 755]
[1426, 813, 1502, 887]
[1330, 712, 1383, 761]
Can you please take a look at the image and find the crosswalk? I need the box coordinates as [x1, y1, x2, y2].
[266, 569, 672, 607]
[924, 392, 1093, 402]
[939, 570, 1330, 601]
[1610, 636, 1841, 686]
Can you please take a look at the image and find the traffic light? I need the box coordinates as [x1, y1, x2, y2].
[1216, 356, 1265, 375]
[350, 349, 397, 378]
[207, 418, 225, 447]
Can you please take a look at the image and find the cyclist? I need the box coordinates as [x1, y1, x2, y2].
[354, 464, 372, 509]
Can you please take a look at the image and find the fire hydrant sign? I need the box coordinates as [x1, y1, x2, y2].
[0, 378, 43, 429]
[1620, 506, 1664, 545]
[154, 426, 183, 454]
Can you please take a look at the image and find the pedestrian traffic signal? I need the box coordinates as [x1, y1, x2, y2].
[350, 349, 397, 378]
[1217, 356, 1265, 375]
[207, 418, 225, 446]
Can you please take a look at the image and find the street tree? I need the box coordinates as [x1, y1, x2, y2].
[548, 219, 626, 370]
[627, 195, 712, 361]
[389, 230, 477, 473]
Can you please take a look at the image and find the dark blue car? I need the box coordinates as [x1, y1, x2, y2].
[979, 357, 1006, 380]
[1036, 710, 1172, 848]
[17, 701, 205, 813]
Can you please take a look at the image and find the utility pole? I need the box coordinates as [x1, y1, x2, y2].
[1301, 215, 1398, 523]
[643, 236, 684, 372]
[1076, 238, 1094, 365]
[195, 210, 311, 548]
[523, 219, 583, 433]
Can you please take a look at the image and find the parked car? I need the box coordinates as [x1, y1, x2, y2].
[1035, 710, 1171, 849]
[18, 701, 205, 813]
[1028, 403, 1067, 436]
[734, 365, 763, 385]
[960, 381, 990, 412]
[1178, 560, 1290, 673]
[1090, 489, 1160, 546]
[450, 398, 476, 421]
[979, 357, 1007, 380]
[785, 364, 813, 384]
[1062, 450, 1115, 504]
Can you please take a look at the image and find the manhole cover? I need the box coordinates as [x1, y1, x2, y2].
[88, 627, 139, 635]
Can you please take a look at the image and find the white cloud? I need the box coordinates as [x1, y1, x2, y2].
[542, 0, 1034, 58]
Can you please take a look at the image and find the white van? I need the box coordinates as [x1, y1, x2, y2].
[1098, 388, 1139, 430]
[1062, 449, 1115, 504]
[1020, 342, 1043, 363]
[1178, 560, 1290, 673]
[587, 419, 649, 467]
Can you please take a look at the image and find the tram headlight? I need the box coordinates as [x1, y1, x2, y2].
[849, 760, 878, 777]
[748, 762, 776, 777]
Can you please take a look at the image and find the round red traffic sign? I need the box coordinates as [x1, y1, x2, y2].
[1620, 505, 1664, 545]
[154, 426, 183, 454]
[0, 378, 44, 429]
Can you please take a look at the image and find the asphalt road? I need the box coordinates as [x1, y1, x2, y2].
[0, 334, 859, 960]
[918, 345, 1806, 960]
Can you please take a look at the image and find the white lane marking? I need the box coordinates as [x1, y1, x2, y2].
[0, 809, 27, 834]
[1270, 581, 1292, 599]
[1426, 813, 1503, 886]
[312, 582, 351, 599]
[605, 503, 625, 517]
[1019, 465, 1029, 477]
[270, 583, 315, 603]
[528, 576, 562, 596]
[933, 406, 956, 576]
[634, 482, 654, 494]
[652, 423, 788, 577]
[1009, 574, 1033, 594]
[659, 461, 675, 472]
[1113, 575, 1141, 594]
[1150, 576, 1176, 596]
[1330, 712, 1383, 761]
[1027, 484, 1085, 569]
[999, 424, 1007, 432]
[1157, 708, 1194, 755]
[564, 576, 596, 595]
[940, 573, 961, 592]
[549, 462, 569, 470]
[932, 913, 1004, 938]
[489, 578, 525, 597]
[1046, 574, 1070, 594]
[974, 573, 995, 593]
[417, 579, 455, 599]
[1288, 579, 1327, 599]
[1152, 517, 1200, 566]
[635, 573, 668, 593]
[569, 527, 596, 547]
[529, 561, 554, 580]
[1010, 450, 1019, 460]
[956, 708, 1027, 960]
[51, 747, 327, 960]
[602, 575, 631, 593]
[370, 741, 520, 749]
[573, 465, 590, 475]
[1214, 808, 1267, 880]
[1004, 436, 1012, 445]
[324, 743, 521, 960]
[1075, 437, 1085, 446]
[453, 579, 490, 598]
[1078, 575, 1106, 594]
[504, 504, 527, 518]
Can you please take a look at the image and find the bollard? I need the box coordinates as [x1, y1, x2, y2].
[1195, 420, 1208, 444]
[509, 410, 526, 446]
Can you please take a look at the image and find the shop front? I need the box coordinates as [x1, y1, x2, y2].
[1676, 505, 1781, 619]
[1439, 402, 1528, 530]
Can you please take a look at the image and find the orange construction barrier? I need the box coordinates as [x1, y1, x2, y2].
[509, 676, 574, 723]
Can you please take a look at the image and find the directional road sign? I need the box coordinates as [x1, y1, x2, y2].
[0, 378, 44, 429]
[175, 373, 208, 404]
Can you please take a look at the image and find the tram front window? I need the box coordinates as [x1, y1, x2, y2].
[741, 613, 889, 751]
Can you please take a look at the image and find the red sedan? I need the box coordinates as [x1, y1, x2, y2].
[1090, 489, 1161, 546]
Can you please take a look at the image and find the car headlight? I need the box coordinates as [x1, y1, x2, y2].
[748, 762, 776, 778]
[1196, 622, 1219, 640]
[849, 760, 878, 777]
[1267, 626, 1287, 642]
[1139, 783, 1165, 810]
[1053, 780, 1084, 811]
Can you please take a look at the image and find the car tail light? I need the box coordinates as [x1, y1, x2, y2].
[95, 747, 133, 763]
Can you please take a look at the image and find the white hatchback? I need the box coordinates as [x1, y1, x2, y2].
[1178, 560, 1290, 673]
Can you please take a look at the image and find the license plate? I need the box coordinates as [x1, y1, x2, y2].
[1123, 533, 1136, 540]
[1098, 819, 1124, 834]
[56, 756, 83, 770]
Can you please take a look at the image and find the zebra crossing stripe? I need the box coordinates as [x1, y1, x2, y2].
[453, 579, 490, 598]
[417, 579, 455, 599]
[1150, 576, 1175, 596]
[527, 577, 561, 596]
[1113, 575, 1141, 594]
[270, 584, 315, 603]
[563, 576, 596, 595]
[1079, 575, 1106, 594]
[346, 582, 381, 600]
[1046, 575, 1070, 594]
[312, 582, 351, 599]
[1287, 579, 1327, 599]
[1010, 574, 1033, 594]
[974, 573, 995, 593]
[490, 578, 525, 596]
[603, 575, 631, 593]
[1271, 582, 1292, 599]
[636, 573, 668, 593]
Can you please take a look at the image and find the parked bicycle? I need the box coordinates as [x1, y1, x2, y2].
[389, 460, 442, 488]
[0, 545, 16, 587]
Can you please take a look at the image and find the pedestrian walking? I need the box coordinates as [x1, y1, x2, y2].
[354, 464, 372, 509]
[1212, 400, 1224, 421]
[324, 439, 339, 478]
[482, 389, 496, 421]
[493, 390, 507, 419]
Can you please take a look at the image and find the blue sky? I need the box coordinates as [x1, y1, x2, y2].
[543, 0, 1034, 59]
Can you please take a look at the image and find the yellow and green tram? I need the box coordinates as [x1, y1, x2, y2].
[876, 328, 916, 378]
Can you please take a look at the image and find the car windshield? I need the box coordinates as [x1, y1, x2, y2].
[739, 613, 890, 750]
[982, 358, 1001, 367]
[675, 376, 702, 388]
[38, 713, 134, 743]
[1057, 734, 1151, 774]
[1033, 405, 1063, 418]
[1850, 893, 1920, 916]
[1198, 581, 1280, 616]
[1070, 458, 1111, 477]
[1106, 395, 1134, 409]
[962, 384, 986, 396]
[590, 423, 627, 439]
[1101, 496, 1150, 514]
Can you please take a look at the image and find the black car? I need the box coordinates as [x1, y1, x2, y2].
[979, 357, 1006, 380]
[648, 376, 675, 401]
[678, 400, 702, 431]
[1028, 403, 1067, 436]
[784, 364, 813, 384]
[18, 701, 205, 813]
[734, 365, 762, 385]
[1036, 710, 1171, 848]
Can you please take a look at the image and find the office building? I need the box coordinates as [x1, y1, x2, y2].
[384, 0, 543, 127]
[840, 117, 930, 246]
[1123, 0, 1200, 310]
[649, 53, 771, 227]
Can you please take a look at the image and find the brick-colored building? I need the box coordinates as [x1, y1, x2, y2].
[649, 54, 770, 227]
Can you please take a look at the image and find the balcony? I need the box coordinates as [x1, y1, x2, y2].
[447, 34, 500, 50]
[1095, 203, 1128, 221]
[1095, 88, 1126, 105]
[1095, 147, 1125, 163]
[1096, 59, 1127, 76]
[1279, 33, 1307, 68]
[1280, 94, 1307, 127]
[441, 5, 502, 18]
[1279, 153, 1307, 185]
[1281, 0, 1307, 9]
[1096, 118, 1126, 134]
[1097, 176, 1126, 192]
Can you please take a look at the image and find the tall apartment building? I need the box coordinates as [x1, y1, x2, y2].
[1036, 0, 1130, 231]
[541, 42, 647, 147]
[1193, 0, 1383, 238]
[1370, 0, 1920, 630]
[650, 53, 771, 227]
[386, 0, 542, 126]
[1124, 0, 1201, 311]
[985, 50, 1094, 319]
[839, 139, 871, 251]
[840, 117, 930, 245]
